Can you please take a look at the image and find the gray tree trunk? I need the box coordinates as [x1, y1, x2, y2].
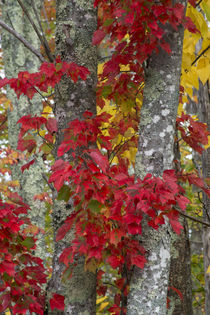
[127, 3, 186, 313]
[1, 0, 47, 261]
[167, 121, 192, 315]
[46, 1, 98, 314]
[167, 217, 193, 315]
[200, 82, 210, 315]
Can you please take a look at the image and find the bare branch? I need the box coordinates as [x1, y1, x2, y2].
[17, 0, 54, 62]
[191, 44, 210, 67]
[31, 0, 55, 62]
[175, 207, 210, 227]
[0, 19, 45, 62]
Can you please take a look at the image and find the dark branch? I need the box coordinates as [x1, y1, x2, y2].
[16, 0, 54, 62]
[175, 207, 210, 227]
[191, 45, 210, 66]
[0, 19, 45, 62]
[31, 0, 55, 62]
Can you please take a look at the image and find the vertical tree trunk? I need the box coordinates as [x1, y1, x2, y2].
[1, 0, 47, 261]
[167, 117, 192, 315]
[127, 3, 186, 313]
[46, 1, 98, 314]
[167, 217, 193, 315]
[201, 81, 210, 314]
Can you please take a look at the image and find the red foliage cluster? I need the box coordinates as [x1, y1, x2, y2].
[0, 196, 46, 314]
[0, 0, 208, 313]
[0, 56, 89, 99]
[49, 111, 189, 274]
[176, 113, 209, 154]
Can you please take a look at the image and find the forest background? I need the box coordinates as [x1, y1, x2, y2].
[0, 0, 209, 314]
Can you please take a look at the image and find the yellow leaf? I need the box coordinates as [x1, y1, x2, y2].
[120, 64, 130, 71]
[97, 297, 107, 304]
[42, 105, 53, 117]
[38, 130, 46, 137]
[98, 302, 109, 312]
[206, 265, 210, 273]
[197, 58, 210, 85]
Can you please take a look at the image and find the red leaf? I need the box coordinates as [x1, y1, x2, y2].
[131, 255, 146, 269]
[92, 29, 106, 45]
[21, 159, 35, 173]
[89, 150, 109, 173]
[50, 294, 65, 311]
[0, 294, 11, 312]
[170, 219, 183, 234]
[176, 195, 189, 211]
[0, 261, 16, 276]
[56, 221, 73, 241]
[46, 118, 58, 134]
[0, 77, 9, 89]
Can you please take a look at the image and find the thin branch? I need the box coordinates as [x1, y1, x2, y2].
[196, 0, 203, 6]
[41, 1, 50, 29]
[6, 12, 15, 30]
[42, 173, 56, 192]
[31, 0, 54, 62]
[0, 19, 45, 62]
[16, 0, 54, 62]
[191, 45, 210, 67]
[174, 207, 210, 227]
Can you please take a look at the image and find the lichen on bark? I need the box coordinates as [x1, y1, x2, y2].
[127, 4, 187, 313]
[46, 1, 98, 314]
[1, 0, 47, 261]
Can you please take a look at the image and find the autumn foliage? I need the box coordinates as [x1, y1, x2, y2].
[0, 0, 209, 313]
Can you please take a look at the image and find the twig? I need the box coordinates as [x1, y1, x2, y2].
[0, 19, 45, 62]
[6, 13, 15, 30]
[16, 0, 54, 62]
[174, 207, 210, 227]
[191, 45, 210, 67]
[41, 1, 50, 29]
[30, 0, 54, 62]
[42, 173, 56, 192]
[196, 0, 203, 6]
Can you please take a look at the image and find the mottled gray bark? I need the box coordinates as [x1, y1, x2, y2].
[200, 82, 210, 315]
[127, 5, 186, 314]
[46, 1, 97, 314]
[167, 127, 192, 315]
[1, 0, 47, 261]
[167, 218, 193, 315]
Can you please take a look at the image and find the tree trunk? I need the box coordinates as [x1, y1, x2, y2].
[167, 119, 192, 315]
[1, 0, 47, 261]
[46, 1, 98, 314]
[167, 217, 193, 315]
[127, 3, 186, 313]
[200, 81, 210, 314]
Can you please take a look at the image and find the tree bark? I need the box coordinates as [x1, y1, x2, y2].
[1, 0, 47, 261]
[46, 1, 98, 314]
[200, 81, 210, 315]
[167, 217, 193, 315]
[127, 3, 186, 313]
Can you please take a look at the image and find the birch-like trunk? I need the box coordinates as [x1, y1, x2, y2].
[127, 4, 186, 314]
[1, 0, 47, 261]
[46, 1, 98, 314]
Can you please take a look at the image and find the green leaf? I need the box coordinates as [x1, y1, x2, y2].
[57, 185, 71, 202]
[21, 237, 35, 250]
[88, 199, 102, 213]
[202, 2, 210, 21]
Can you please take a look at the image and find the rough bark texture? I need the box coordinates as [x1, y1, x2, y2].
[200, 82, 210, 315]
[1, 0, 47, 261]
[126, 8, 186, 314]
[46, 1, 97, 314]
[167, 126, 192, 315]
[167, 218, 193, 315]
